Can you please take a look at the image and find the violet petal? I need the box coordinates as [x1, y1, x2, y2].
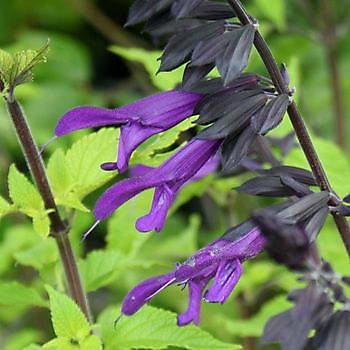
[177, 277, 211, 326]
[55, 106, 129, 136]
[204, 259, 242, 303]
[122, 272, 176, 315]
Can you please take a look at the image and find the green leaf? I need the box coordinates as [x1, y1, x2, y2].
[43, 335, 102, 350]
[14, 237, 58, 270]
[0, 40, 49, 92]
[47, 129, 120, 211]
[0, 282, 47, 308]
[131, 118, 196, 168]
[99, 306, 240, 350]
[4, 329, 42, 350]
[46, 286, 90, 340]
[64, 128, 119, 199]
[8, 164, 50, 236]
[0, 224, 39, 275]
[253, 0, 286, 31]
[221, 296, 291, 337]
[0, 195, 14, 218]
[21, 345, 43, 350]
[79, 250, 161, 293]
[284, 134, 350, 197]
[47, 149, 88, 212]
[8, 164, 43, 211]
[79, 250, 128, 292]
[109, 46, 184, 91]
[106, 190, 153, 255]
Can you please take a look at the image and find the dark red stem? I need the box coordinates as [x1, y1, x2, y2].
[227, 0, 350, 258]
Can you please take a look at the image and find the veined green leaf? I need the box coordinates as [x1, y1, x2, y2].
[43, 335, 102, 350]
[46, 286, 90, 340]
[14, 237, 58, 270]
[106, 190, 153, 255]
[0, 282, 47, 308]
[0, 40, 49, 92]
[48, 129, 119, 211]
[47, 149, 88, 212]
[131, 117, 196, 168]
[0, 195, 15, 218]
[21, 344, 43, 350]
[8, 164, 50, 236]
[79, 250, 128, 292]
[4, 329, 42, 350]
[99, 306, 240, 350]
[64, 128, 119, 199]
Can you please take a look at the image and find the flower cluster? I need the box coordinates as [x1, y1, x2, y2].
[52, 0, 334, 334]
[121, 192, 331, 325]
[122, 220, 265, 325]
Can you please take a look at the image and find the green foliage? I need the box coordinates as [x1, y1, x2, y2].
[0, 195, 14, 218]
[0, 282, 47, 308]
[252, 0, 286, 31]
[7, 164, 50, 236]
[48, 128, 119, 211]
[14, 237, 58, 270]
[109, 46, 184, 91]
[222, 296, 291, 337]
[99, 306, 240, 350]
[106, 190, 154, 255]
[131, 117, 196, 168]
[79, 250, 128, 292]
[0, 40, 49, 93]
[4, 330, 42, 350]
[45, 286, 102, 350]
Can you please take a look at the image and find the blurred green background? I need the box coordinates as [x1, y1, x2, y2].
[1, 1, 350, 349]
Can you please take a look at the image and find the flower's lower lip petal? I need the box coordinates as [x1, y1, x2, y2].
[177, 278, 211, 326]
[136, 184, 177, 233]
[93, 175, 161, 220]
[204, 259, 242, 304]
[117, 123, 162, 173]
[55, 106, 129, 136]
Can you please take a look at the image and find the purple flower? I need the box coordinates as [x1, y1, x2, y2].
[93, 138, 221, 232]
[55, 90, 201, 173]
[121, 221, 265, 326]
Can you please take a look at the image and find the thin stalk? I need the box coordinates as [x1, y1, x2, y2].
[320, 0, 346, 149]
[326, 45, 346, 149]
[5, 95, 91, 321]
[227, 0, 350, 257]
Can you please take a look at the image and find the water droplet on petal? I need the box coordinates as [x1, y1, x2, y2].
[185, 256, 196, 267]
[209, 247, 221, 256]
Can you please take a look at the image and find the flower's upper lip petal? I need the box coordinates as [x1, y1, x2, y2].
[121, 272, 176, 316]
[93, 174, 162, 220]
[135, 90, 201, 128]
[136, 183, 179, 233]
[130, 164, 154, 178]
[54, 106, 130, 136]
[154, 139, 222, 182]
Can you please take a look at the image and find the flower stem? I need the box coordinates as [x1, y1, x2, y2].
[227, 0, 350, 257]
[320, 0, 346, 149]
[5, 95, 91, 321]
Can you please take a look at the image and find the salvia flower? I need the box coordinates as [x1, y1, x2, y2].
[121, 220, 265, 326]
[55, 90, 201, 173]
[93, 138, 222, 232]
